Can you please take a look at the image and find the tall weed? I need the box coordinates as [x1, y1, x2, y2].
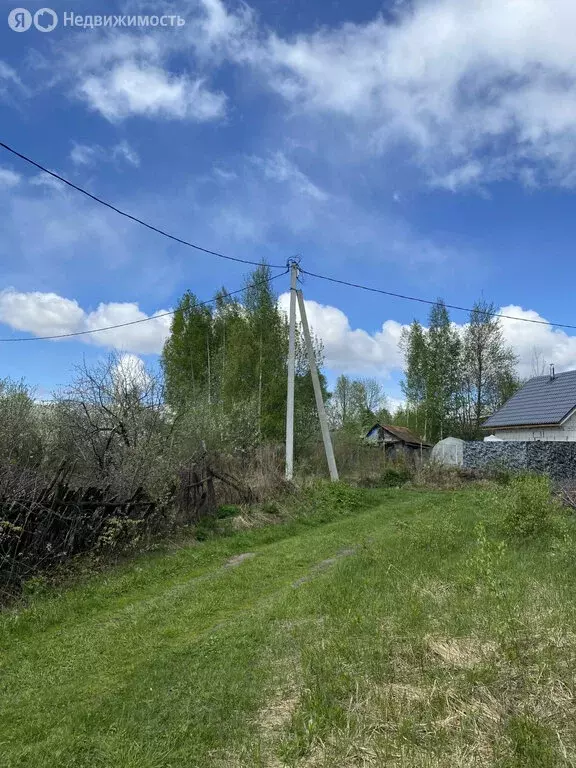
[500, 475, 557, 537]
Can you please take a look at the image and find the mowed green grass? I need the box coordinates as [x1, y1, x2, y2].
[2, 486, 576, 767]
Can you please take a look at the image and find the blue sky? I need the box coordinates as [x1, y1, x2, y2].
[2, 0, 576, 403]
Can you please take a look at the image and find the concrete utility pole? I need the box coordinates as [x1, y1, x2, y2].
[285, 261, 298, 480]
[296, 288, 339, 482]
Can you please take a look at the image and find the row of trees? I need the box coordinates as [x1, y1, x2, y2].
[0, 264, 329, 500]
[0, 266, 525, 499]
[398, 299, 519, 441]
[328, 375, 391, 433]
[161, 264, 327, 451]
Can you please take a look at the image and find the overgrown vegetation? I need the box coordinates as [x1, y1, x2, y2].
[0, 262, 555, 598]
[499, 475, 560, 537]
[398, 298, 520, 441]
[3, 480, 576, 767]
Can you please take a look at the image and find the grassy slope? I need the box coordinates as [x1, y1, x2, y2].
[2, 487, 576, 767]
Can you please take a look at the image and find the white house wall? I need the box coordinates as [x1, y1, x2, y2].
[494, 410, 576, 441]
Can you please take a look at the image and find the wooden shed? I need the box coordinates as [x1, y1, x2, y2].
[364, 423, 432, 462]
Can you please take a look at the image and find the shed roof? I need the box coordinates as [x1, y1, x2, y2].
[366, 423, 431, 447]
[483, 370, 576, 429]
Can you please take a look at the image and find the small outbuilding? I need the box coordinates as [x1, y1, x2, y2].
[431, 436, 464, 466]
[365, 423, 432, 462]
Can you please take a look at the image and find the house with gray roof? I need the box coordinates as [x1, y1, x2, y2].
[483, 369, 576, 441]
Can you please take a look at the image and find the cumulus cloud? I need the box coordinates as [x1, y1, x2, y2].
[0, 289, 171, 354]
[278, 292, 405, 376]
[497, 306, 576, 378]
[79, 60, 226, 122]
[161, 0, 576, 189]
[278, 293, 576, 380]
[112, 352, 151, 391]
[1, 285, 575, 382]
[264, 0, 576, 188]
[0, 167, 21, 188]
[38, 0, 576, 183]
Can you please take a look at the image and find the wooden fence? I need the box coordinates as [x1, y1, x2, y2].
[0, 458, 252, 594]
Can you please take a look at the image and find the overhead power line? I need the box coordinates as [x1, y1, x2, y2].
[0, 268, 289, 342]
[0, 140, 284, 269]
[299, 268, 576, 331]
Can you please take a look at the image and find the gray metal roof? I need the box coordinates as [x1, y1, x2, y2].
[483, 370, 576, 428]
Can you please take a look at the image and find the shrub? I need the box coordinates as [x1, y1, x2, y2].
[380, 466, 413, 488]
[261, 501, 280, 515]
[305, 480, 365, 516]
[411, 462, 472, 490]
[216, 504, 241, 519]
[500, 475, 557, 537]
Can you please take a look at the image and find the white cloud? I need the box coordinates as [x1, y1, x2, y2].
[0, 289, 171, 354]
[113, 140, 140, 167]
[0, 168, 21, 188]
[2, 285, 576, 383]
[112, 352, 150, 391]
[0, 60, 26, 98]
[262, 0, 576, 187]
[70, 140, 140, 167]
[83, 301, 172, 354]
[178, 0, 576, 189]
[37, 0, 576, 184]
[429, 161, 485, 192]
[28, 175, 65, 191]
[279, 292, 576, 381]
[187, 149, 467, 272]
[70, 143, 97, 166]
[278, 292, 405, 376]
[79, 61, 226, 122]
[255, 152, 327, 201]
[497, 306, 576, 378]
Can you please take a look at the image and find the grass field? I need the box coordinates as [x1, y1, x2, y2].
[2, 484, 576, 767]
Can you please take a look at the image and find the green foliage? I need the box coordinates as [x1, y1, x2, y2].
[0, 378, 42, 467]
[500, 475, 557, 537]
[162, 290, 213, 408]
[97, 517, 145, 551]
[194, 516, 219, 541]
[329, 375, 390, 433]
[304, 480, 366, 516]
[21, 575, 49, 597]
[379, 466, 413, 487]
[504, 714, 561, 767]
[466, 521, 508, 595]
[399, 298, 519, 441]
[462, 299, 519, 437]
[216, 504, 241, 519]
[260, 501, 280, 515]
[5, 487, 576, 766]
[162, 262, 327, 446]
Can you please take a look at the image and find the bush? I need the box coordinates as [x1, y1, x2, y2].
[216, 504, 241, 519]
[500, 475, 557, 537]
[411, 462, 474, 490]
[305, 480, 366, 516]
[380, 466, 413, 487]
[261, 501, 280, 515]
